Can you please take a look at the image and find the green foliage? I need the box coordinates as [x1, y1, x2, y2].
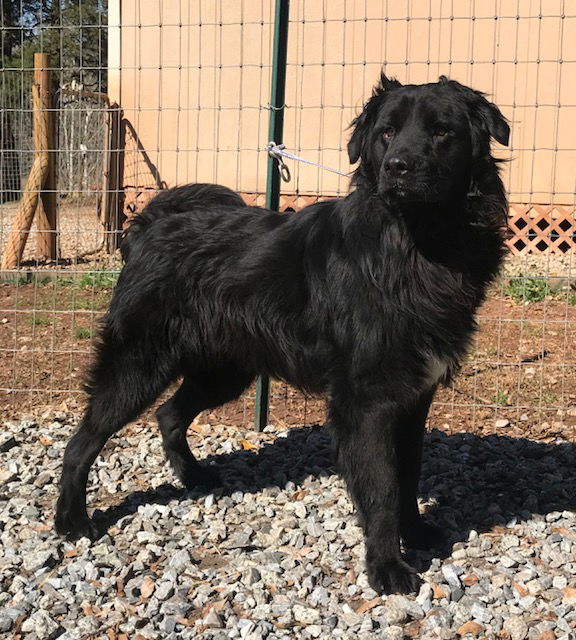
[77, 270, 118, 289]
[493, 389, 511, 405]
[74, 327, 92, 339]
[30, 315, 51, 326]
[1, 0, 108, 106]
[57, 269, 119, 290]
[502, 277, 551, 303]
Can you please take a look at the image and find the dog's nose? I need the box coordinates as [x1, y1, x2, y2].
[384, 156, 410, 177]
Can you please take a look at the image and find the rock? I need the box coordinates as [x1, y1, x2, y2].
[204, 608, 224, 629]
[503, 615, 529, 640]
[422, 608, 452, 629]
[244, 567, 262, 585]
[168, 549, 190, 572]
[441, 564, 463, 588]
[21, 610, 60, 637]
[34, 470, 53, 488]
[383, 595, 411, 624]
[381, 626, 405, 640]
[22, 550, 55, 573]
[416, 583, 433, 612]
[154, 581, 174, 601]
[0, 436, 18, 453]
[470, 601, 492, 623]
[292, 604, 320, 625]
[0, 615, 13, 633]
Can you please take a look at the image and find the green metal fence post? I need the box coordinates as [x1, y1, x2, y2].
[255, 0, 290, 432]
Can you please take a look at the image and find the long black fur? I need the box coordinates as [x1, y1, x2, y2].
[56, 74, 509, 594]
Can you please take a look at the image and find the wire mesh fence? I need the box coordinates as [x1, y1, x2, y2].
[0, 1, 574, 439]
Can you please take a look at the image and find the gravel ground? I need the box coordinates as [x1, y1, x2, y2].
[1, 415, 576, 640]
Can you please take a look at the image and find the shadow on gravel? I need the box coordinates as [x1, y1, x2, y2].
[91, 425, 576, 569]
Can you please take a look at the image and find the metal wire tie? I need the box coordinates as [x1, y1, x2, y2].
[266, 142, 353, 182]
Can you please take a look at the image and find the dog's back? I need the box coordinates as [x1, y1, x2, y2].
[120, 183, 247, 262]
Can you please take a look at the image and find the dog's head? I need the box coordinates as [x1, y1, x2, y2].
[348, 74, 510, 205]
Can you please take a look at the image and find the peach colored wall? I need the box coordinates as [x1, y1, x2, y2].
[113, 0, 576, 206]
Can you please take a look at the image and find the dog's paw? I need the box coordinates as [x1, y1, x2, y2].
[366, 556, 421, 595]
[401, 520, 445, 550]
[181, 464, 222, 491]
[55, 509, 99, 541]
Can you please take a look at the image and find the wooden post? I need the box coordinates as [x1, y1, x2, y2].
[34, 53, 58, 260]
[1, 53, 57, 269]
[1, 83, 49, 269]
[102, 104, 125, 253]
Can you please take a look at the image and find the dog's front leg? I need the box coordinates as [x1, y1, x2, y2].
[329, 395, 421, 595]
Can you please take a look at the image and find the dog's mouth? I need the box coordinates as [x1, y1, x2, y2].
[379, 180, 440, 204]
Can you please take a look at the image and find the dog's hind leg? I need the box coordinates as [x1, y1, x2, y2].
[55, 339, 177, 541]
[156, 365, 254, 490]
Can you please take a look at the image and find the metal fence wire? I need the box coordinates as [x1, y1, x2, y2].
[0, 1, 574, 440]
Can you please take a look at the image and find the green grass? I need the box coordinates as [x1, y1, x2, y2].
[56, 269, 119, 290]
[493, 389, 512, 405]
[502, 277, 551, 303]
[74, 327, 92, 340]
[540, 390, 559, 405]
[30, 316, 51, 326]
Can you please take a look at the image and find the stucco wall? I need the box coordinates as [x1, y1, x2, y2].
[112, 0, 576, 207]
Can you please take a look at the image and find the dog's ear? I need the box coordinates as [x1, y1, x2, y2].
[477, 99, 510, 146]
[442, 78, 509, 147]
[376, 72, 403, 95]
[348, 73, 402, 164]
[347, 107, 373, 164]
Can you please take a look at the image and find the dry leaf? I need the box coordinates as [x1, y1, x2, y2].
[140, 577, 155, 599]
[561, 587, 576, 603]
[239, 439, 257, 451]
[432, 584, 447, 599]
[355, 596, 382, 614]
[175, 617, 194, 628]
[462, 573, 479, 587]
[513, 582, 529, 597]
[403, 620, 422, 638]
[457, 620, 484, 636]
[202, 599, 227, 616]
[39, 435, 53, 446]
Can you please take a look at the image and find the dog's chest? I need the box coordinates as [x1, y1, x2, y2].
[422, 353, 450, 389]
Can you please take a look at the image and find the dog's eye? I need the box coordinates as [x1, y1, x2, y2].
[434, 127, 448, 138]
[383, 127, 395, 139]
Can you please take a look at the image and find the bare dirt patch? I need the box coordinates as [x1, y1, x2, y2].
[1, 279, 574, 443]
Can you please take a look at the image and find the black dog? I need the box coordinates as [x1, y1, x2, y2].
[56, 74, 509, 594]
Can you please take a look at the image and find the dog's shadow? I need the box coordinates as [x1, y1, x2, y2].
[92, 425, 576, 569]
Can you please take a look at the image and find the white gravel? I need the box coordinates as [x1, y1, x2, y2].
[1, 414, 576, 639]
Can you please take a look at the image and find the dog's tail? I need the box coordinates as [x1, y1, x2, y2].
[121, 183, 247, 262]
